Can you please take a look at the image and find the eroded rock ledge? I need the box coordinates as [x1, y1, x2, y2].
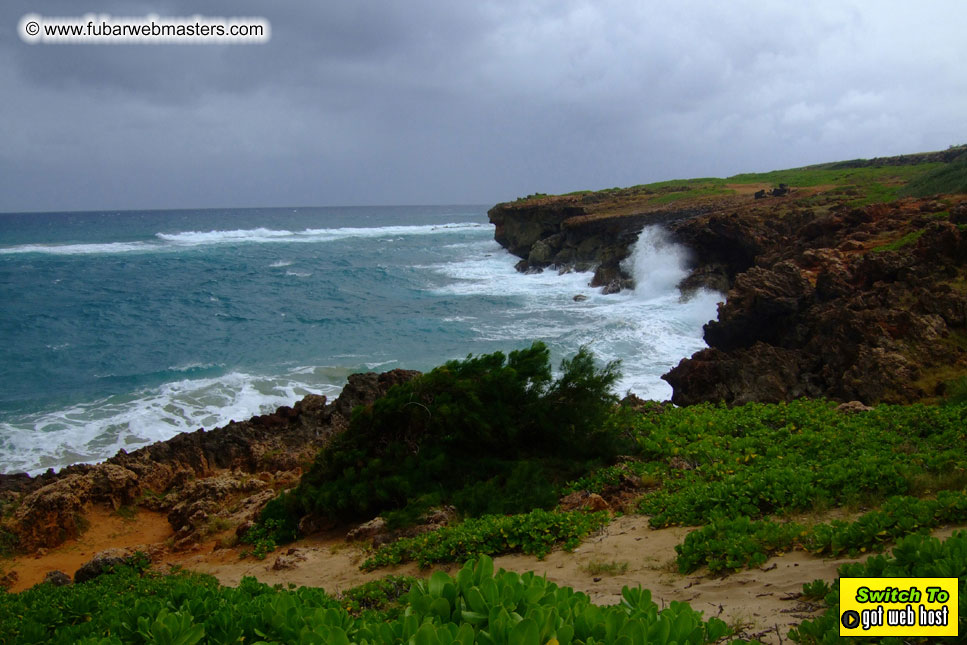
[664, 198, 967, 405]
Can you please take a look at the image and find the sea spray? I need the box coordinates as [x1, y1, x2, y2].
[623, 226, 694, 300]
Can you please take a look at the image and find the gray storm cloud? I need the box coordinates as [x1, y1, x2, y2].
[1, 0, 964, 211]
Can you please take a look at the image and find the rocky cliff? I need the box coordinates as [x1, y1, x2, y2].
[489, 149, 967, 405]
[665, 198, 967, 405]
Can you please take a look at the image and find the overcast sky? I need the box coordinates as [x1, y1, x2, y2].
[1, 1, 965, 212]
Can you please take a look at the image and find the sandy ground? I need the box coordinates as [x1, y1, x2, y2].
[6, 508, 965, 644]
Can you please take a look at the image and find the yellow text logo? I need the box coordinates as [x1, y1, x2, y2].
[839, 577, 958, 637]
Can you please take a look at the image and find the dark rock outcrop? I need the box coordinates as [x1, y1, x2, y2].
[74, 549, 138, 584]
[664, 198, 967, 405]
[42, 570, 72, 586]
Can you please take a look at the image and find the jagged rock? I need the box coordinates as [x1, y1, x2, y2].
[166, 473, 269, 532]
[836, 401, 874, 413]
[297, 514, 334, 537]
[13, 474, 92, 551]
[90, 465, 141, 510]
[678, 264, 731, 295]
[668, 456, 696, 471]
[74, 549, 138, 584]
[346, 517, 387, 542]
[527, 239, 555, 265]
[422, 506, 457, 527]
[704, 261, 814, 351]
[329, 369, 421, 427]
[559, 491, 610, 512]
[271, 548, 308, 571]
[0, 569, 18, 590]
[349, 506, 457, 547]
[590, 264, 632, 293]
[664, 344, 814, 406]
[663, 197, 967, 405]
[43, 570, 72, 586]
[489, 196, 710, 275]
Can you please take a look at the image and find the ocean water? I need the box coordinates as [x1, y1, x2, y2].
[0, 206, 721, 474]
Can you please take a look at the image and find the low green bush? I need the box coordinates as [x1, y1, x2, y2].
[256, 342, 625, 542]
[362, 509, 611, 570]
[673, 490, 967, 574]
[675, 515, 806, 574]
[0, 555, 734, 645]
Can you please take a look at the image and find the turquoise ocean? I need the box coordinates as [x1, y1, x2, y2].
[0, 206, 720, 474]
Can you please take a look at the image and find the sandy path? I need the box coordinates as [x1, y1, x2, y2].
[6, 506, 172, 593]
[7, 508, 965, 644]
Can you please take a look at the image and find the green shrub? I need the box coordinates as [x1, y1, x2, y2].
[673, 490, 967, 574]
[675, 515, 806, 574]
[361, 509, 611, 570]
[259, 342, 623, 539]
[0, 555, 733, 644]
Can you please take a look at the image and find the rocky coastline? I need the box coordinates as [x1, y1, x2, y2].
[0, 369, 419, 556]
[3, 149, 965, 568]
[489, 153, 967, 406]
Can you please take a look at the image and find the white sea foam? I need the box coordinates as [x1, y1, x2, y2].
[156, 222, 487, 247]
[0, 370, 344, 475]
[0, 241, 155, 255]
[0, 222, 488, 256]
[427, 227, 721, 400]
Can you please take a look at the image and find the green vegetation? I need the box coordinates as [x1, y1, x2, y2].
[361, 509, 610, 570]
[800, 579, 831, 602]
[0, 527, 18, 558]
[0, 555, 734, 645]
[728, 162, 943, 192]
[675, 515, 807, 574]
[789, 531, 967, 643]
[513, 147, 967, 209]
[631, 400, 967, 529]
[900, 151, 967, 197]
[253, 342, 625, 544]
[570, 179, 734, 207]
[516, 398, 967, 575]
[350, 394, 967, 577]
[675, 490, 967, 574]
[871, 228, 925, 252]
[338, 575, 415, 618]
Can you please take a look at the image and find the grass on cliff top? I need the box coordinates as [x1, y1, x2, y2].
[512, 147, 964, 209]
[900, 150, 967, 197]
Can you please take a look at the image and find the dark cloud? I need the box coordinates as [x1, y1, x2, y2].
[1, 0, 964, 211]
